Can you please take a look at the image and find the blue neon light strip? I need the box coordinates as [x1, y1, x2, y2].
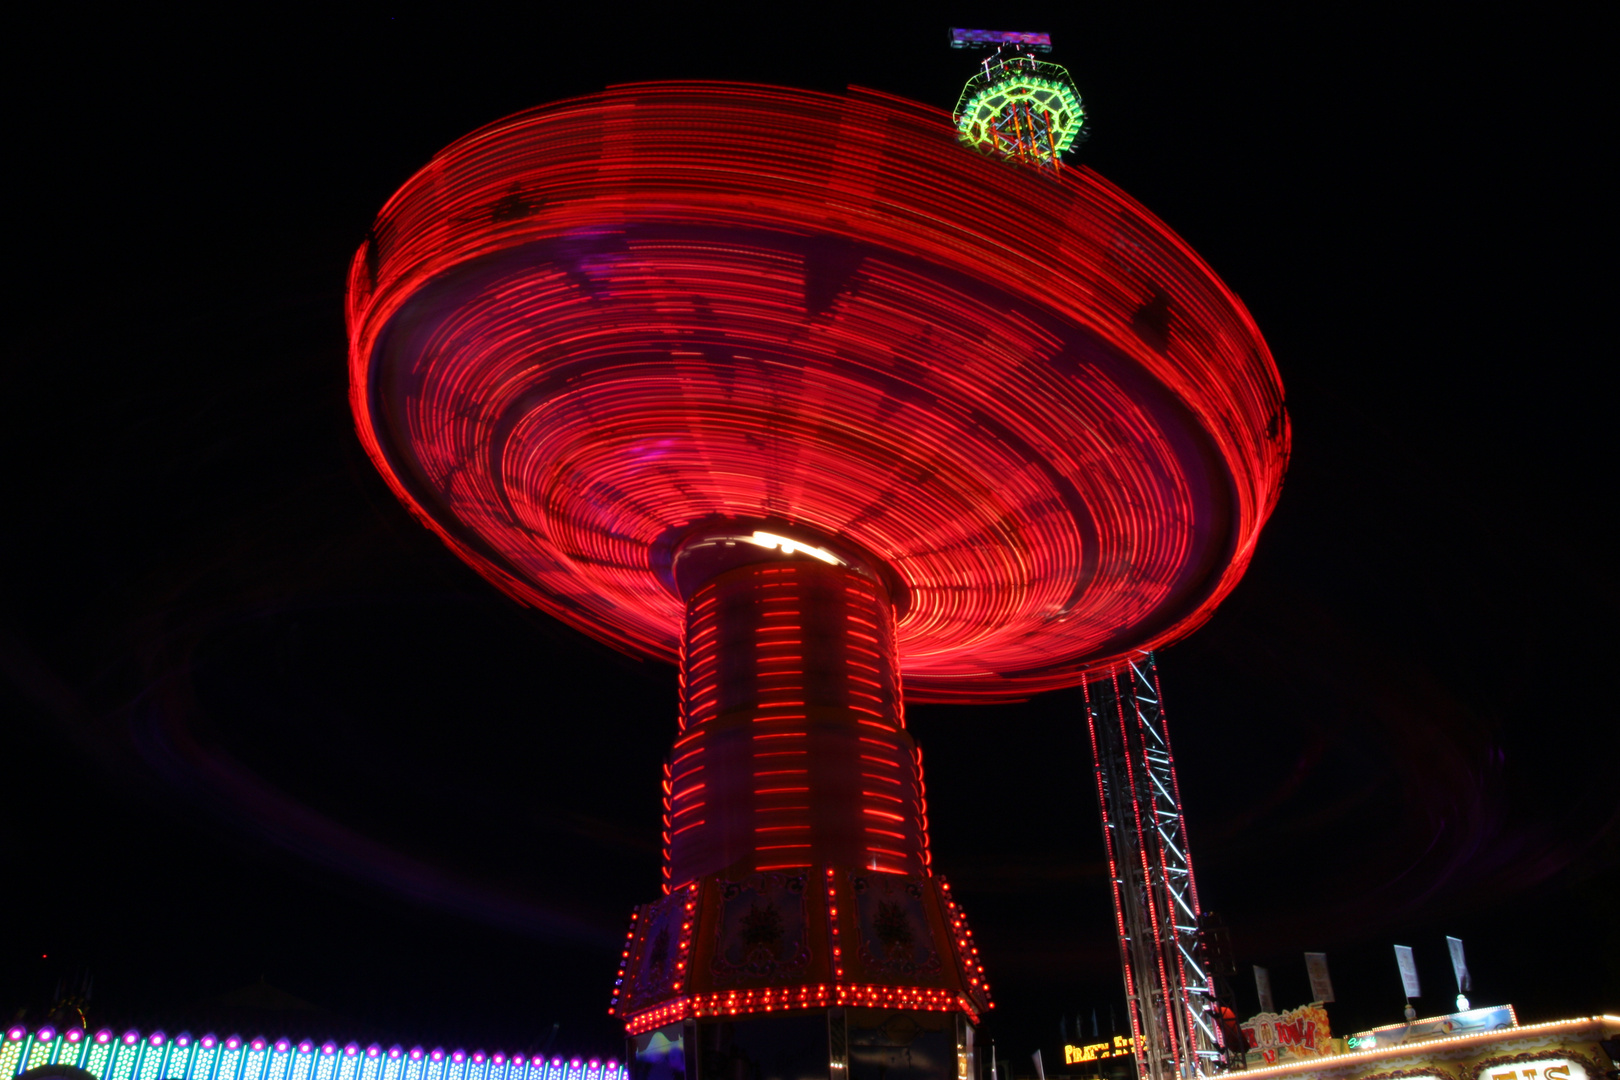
[0, 1030, 619, 1080]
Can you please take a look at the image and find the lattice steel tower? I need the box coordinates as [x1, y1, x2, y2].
[948, 33, 1229, 1079]
[1085, 654, 1224, 1080]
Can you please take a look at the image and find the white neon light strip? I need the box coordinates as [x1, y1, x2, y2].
[745, 531, 843, 565]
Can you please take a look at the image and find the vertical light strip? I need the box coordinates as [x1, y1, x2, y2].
[110, 1033, 141, 1080]
[144, 1035, 173, 1080]
[169, 1035, 196, 1080]
[266, 1041, 294, 1080]
[291, 1042, 317, 1080]
[0, 1030, 26, 1080]
[218, 1037, 245, 1080]
[241, 1039, 269, 1080]
[1086, 674, 1148, 1076]
[61, 1030, 89, 1071]
[24, 1032, 52, 1073]
[192, 1036, 221, 1080]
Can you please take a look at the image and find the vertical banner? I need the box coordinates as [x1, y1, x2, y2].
[1446, 936, 1471, 992]
[1303, 952, 1335, 1003]
[1254, 965, 1275, 1014]
[1032, 1050, 1045, 1080]
[1394, 944, 1421, 998]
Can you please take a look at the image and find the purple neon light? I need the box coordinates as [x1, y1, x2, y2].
[0, 1026, 627, 1080]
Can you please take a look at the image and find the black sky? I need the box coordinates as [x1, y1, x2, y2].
[6, 4, 1615, 1068]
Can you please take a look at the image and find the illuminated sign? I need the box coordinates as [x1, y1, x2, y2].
[1063, 1037, 1135, 1065]
[1211, 1017, 1615, 1080]
[1484, 1059, 1589, 1080]
[1241, 1003, 1334, 1065]
[949, 28, 1054, 51]
[1352, 1005, 1518, 1049]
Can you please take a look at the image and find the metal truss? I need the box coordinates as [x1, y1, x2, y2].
[1084, 652, 1224, 1080]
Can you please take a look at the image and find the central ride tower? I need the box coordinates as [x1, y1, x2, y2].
[611, 524, 986, 1080]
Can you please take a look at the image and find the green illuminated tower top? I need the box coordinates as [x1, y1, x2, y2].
[950, 27, 1086, 168]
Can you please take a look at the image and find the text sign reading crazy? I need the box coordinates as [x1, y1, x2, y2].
[1063, 1037, 1136, 1065]
[1241, 1003, 1334, 1065]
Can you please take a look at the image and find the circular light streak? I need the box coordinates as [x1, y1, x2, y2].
[348, 83, 1288, 702]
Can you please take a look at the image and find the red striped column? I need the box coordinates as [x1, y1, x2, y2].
[663, 548, 927, 889]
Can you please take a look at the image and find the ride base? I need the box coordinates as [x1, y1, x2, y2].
[611, 537, 987, 1080]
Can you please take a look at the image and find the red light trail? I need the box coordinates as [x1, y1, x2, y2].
[347, 82, 1288, 705]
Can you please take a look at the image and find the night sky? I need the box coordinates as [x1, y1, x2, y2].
[6, 6, 1615, 1069]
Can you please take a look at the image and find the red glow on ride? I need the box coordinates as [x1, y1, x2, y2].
[346, 83, 1288, 705]
[667, 560, 925, 887]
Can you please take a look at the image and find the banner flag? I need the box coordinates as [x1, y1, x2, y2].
[1255, 965, 1275, 1014]
[1446, 936, 1471, 992]
[1032, 1050, 1046, 1080]
[1304, 952, 1336, 1003]
[1394, 944, 1421, 998]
